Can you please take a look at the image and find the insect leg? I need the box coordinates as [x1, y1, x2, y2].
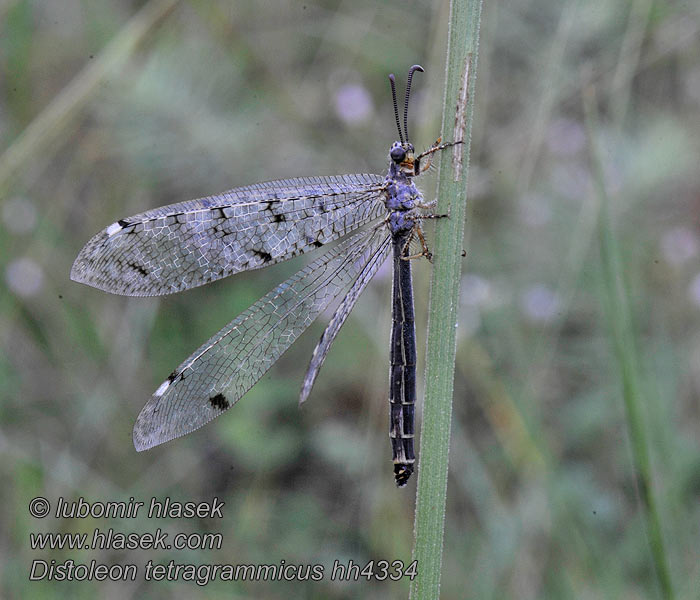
[414, 138, 464, 175]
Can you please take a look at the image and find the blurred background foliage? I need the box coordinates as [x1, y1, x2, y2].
[1, 0, 699, 598]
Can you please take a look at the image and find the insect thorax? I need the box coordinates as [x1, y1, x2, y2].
[384, 155, 423, 235]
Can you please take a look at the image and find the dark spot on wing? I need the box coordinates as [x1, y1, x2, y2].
[119, 219, 139, 236]
[128, 262, 148, 277]
[273, 213, 286, 223]
[253, 249, 273, 263]
[209, 393, 230, 411]
[312, 240, 323, 248]
[167, 371, 179, 383]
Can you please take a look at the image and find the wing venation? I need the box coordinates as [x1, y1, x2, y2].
[132, 226, 391, 450]
[71, 174, 385, 296]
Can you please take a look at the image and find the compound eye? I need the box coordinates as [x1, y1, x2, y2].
[390, 146, 406, 163]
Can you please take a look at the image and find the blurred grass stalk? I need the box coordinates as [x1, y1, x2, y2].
[410, 0, 482, 598]
[0, 0, 178, 197]
[583, 86, 674, 599]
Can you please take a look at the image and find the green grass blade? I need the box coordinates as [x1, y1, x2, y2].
[583, 86, 674, 600]
[410, 0, 483, 598]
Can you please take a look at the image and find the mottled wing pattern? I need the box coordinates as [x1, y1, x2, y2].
[299, 226, 391, 405]
[132, 226, 391, 451]
[71, 174, 386, 297]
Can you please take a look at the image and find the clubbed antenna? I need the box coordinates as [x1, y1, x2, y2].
[403, 64, 424, 142]
[388, 74, 404, 144]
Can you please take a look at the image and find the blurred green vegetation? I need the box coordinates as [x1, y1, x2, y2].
[1, 0, 699, 598]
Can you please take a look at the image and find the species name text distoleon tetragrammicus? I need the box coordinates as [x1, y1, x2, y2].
[71, 66, 461, 487]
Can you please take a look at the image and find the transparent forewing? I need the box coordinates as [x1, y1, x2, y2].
[299, 228, 391, 405]
[71, 174, 386, 297]
[132, 225, 391, 451]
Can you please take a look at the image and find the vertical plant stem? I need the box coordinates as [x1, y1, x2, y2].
[410, 0, 482, 598]
[583, 86, 674, 600]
